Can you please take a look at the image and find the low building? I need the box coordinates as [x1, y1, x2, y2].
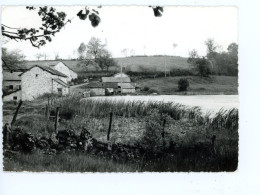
[118, 83, 136, 94]
[86, 82, 105, 96]
[20, 65, 70, 101]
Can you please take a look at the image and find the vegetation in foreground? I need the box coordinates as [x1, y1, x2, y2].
[3, 95, 238, 172]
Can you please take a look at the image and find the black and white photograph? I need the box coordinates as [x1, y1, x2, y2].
[1, 5, 240, 173]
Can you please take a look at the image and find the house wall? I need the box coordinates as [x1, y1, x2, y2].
[52, 80, 70, 95]
[21, 67, 68, 101]
[53, 62, 77, 82]
[122, 88, 135, 94]
[114, 73, 129, 78]
[90, 88, 105, 96]
[3, 90, 21, 102]
[3, 81, 21, 91]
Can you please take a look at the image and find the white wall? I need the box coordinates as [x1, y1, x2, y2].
[3, 90, 22, 102]
[21, 67, 68, 101]
[53, 62, 77, 82]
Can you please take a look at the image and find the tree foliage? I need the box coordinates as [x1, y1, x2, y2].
[2, 48, 26, 71]
[77, 37, 117, 71]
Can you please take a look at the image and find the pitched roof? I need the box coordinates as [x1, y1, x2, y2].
[86, 82, 104, 88]
[118, 83, 135, 89]
[53, 78, 70, 87]
[20, 65, 68, 78]
[103, 82, 118, 89]
[101, 77, 131, 83]
[3, 71, 22, 81]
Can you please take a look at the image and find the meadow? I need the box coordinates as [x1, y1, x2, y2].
[3, 95, 238, 172]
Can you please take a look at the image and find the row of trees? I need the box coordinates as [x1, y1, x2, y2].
[188, 39, 238, 77]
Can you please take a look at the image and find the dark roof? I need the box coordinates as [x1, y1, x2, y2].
[20, 65, 68, 77]
[86, 82, 104, 88]
[102, 77, 131, 83]
[103, 82, 118, 89]
[3, 89, 21, 97]
[53, 78, 70, 87]
[3, 71, 22, 81]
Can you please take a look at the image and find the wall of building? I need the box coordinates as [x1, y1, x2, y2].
[122, 88, 135, 94]
[3, 90, 21, 102]
[3, 81, 21, 91]
[114, 73, 129, 78]
[90, 88, 105, 96]
[52, 80, 70, 95]
[21, 67, 68, 101]
[53, 62, 77, 82]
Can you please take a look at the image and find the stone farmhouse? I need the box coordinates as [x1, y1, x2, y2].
[20, 65, 70, 101]
[3, 61, 78, 101]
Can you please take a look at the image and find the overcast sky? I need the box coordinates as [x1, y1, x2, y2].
[1, 6, 237, 60]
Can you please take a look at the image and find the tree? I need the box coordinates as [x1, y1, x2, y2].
[77, 42, 87, 59]
[205, 38, 218, 60]
[2, 48, 26, 71]
[77, 37, 116, 71]
[121, 48, 129, 57]
[35, 53, 44, 61]
[2, 6, 163, 48]
[187, 49, 199, 64]
[172, 43, 178, 56]
[194, 58, 211, 77]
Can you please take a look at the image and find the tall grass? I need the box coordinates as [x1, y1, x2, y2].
[56, 96, 238, 130]
[57, 96, 189, 120]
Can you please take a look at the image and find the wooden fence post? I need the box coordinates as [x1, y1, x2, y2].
[11, 100, 23, 127]
[107, 112, 113, 141]
[54, 107, 60, 133]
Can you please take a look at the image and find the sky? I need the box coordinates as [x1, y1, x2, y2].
[1, 6, 238, 60]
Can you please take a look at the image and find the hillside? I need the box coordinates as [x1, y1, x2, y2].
[136, 76, 238, 95]
[19, 56, 190, 73]
[115, 56, 191, 72]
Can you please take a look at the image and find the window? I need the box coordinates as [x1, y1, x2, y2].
[36, 74, 39, 78]
[17, 85, 21, 90]
[9, 85, 13, 90]
[13, 96, 17, 100]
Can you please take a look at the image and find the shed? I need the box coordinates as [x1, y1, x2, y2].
[101, 77, 131, 83]
[86, 82, 105, 96]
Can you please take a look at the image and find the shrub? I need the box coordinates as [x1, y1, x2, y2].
[143, 86, 150, 91]
[178, 78, 189, 91]
[90, 91, 96, 97]
[148, 89, 159, 94]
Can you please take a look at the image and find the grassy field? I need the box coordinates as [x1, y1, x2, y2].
[3, 95, 238, 172]
[137, 76, 238, 95]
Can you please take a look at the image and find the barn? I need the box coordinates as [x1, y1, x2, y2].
[20, 65, 70, 101]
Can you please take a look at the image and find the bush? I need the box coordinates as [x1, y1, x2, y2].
[178, 78, 189, 91]
[148, 89, 159, 94]
[143, 86, 150, 91]
[90, 91, 96, 97]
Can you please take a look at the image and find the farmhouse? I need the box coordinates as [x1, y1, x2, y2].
[20, 65, 70, 101]
[2, 71, 22, 101]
